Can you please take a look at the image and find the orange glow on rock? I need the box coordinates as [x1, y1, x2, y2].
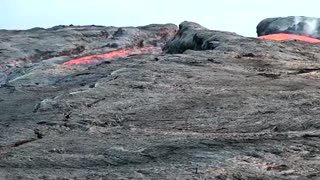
[63, 46, 160, 65]
[257, 33, 320, 43]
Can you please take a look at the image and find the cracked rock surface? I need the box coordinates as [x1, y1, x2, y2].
[1, 22, 320, 179]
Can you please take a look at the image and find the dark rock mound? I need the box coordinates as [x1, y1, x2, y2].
[257, 16, 320, 38]
[163, 21, 244, 53]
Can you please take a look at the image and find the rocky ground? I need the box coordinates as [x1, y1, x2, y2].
[1, 21, 320, 180]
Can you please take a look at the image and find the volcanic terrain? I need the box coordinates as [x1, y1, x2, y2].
[1, 20, 320, 179]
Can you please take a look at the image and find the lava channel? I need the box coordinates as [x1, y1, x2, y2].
[257, 33, 320, 43]
[63, 46, 160, 65]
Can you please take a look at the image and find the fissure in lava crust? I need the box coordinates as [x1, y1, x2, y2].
[63, 46, 160, 65]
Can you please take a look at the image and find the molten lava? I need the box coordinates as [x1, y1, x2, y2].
[257, 33, 320, 43]
[63, 46, 159, 65]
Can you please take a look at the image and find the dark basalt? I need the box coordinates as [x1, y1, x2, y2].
[257, 16, 320, 39]
[163, 21, 244, 53]
[1, 21, 320, 179]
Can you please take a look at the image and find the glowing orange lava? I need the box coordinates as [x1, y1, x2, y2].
[257, 33, 320, 43]
[63, 46, 160, 65]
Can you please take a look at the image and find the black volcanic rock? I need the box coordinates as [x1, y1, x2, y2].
[2, 22, 320, 179]
[0, 24, 178, 65]
[0, 24, 178, 87]
[257, 16, 320, 38]
[163, 21, 244, 53]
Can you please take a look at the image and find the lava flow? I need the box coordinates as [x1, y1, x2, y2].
[63, 46, 160, 65]
[257, 33, 320, 43]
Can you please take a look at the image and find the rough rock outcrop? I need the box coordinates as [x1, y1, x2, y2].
[257, 16, 320, 38]
[0, 24, 177, 65]
[0, 24, 177, 87]
[163, 21, 244, 53]
[2, 21, 320, 179]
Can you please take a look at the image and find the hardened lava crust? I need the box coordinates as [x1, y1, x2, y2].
[1, 21, 320, 180]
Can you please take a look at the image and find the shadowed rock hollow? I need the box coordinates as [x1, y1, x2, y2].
[1, 21, 320, 180]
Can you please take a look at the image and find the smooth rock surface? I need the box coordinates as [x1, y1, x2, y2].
[163, 21, 244, 53]
[257, 16, 320, 38]
[1, 22, 320, 179]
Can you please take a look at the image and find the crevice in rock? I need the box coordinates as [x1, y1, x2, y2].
[257, 72, 281, 78]
[12, 138, 37, 147]
[85, 97, 106, 108]
[289, 68, 320, 75]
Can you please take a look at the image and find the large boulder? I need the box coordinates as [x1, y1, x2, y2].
[257, 16, 320, 38]
[163, 21, 244, 53]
